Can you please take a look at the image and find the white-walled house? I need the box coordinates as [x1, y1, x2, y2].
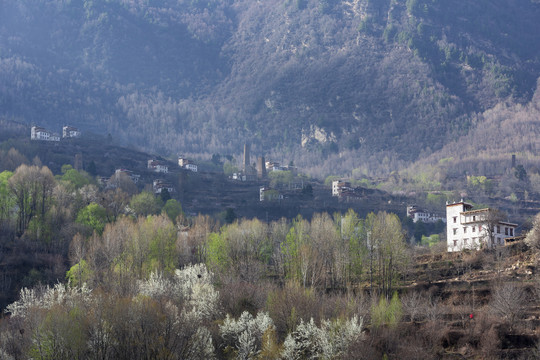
[62, 125, 81, 138]
[178, 157, 197, 172]
[407, 205, 446, 223]
[31, 126, 60, 141]
[446, 201, 517, 252]
[148, 160, 169, 173]
[153, 179, 175, 194]
[332, 180, 351, 197]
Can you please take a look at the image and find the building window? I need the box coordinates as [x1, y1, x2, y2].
[463, 227, 467, 233]
[473, 215, 476, 221]
[505, 227, 508, 235]
[472, 226, 476, 232]
[453, 240, 458, 247]
[464, 239, 468, 245]
[497, 225, 500, 234]
[453, 228, 457, 235]
[453, 216, 457, 223]
[510, 228, 514, 236]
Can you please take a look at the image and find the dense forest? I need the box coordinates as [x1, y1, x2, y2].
[1, 0, 540, 178]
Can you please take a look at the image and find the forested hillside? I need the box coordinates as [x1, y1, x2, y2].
[1, 0, 540, 177]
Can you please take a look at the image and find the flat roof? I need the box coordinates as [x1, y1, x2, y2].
[447, 201, 474, 208]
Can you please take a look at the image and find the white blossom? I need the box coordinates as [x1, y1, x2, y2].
[6, 283, 91, 318]
[185, 327, 216, 360]
[281, 316, 363, 360]
[220, 311, 275, 359]
[138, 264, 220, 321]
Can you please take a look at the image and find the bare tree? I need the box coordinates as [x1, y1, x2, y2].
[479, 208, 507, 249]
[489, 282, 527, 329]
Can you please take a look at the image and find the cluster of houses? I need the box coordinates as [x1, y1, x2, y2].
[31, 125, 81, 141]
[331, 180, 368, 200]
[98, 156, 200, 195]
[406, 205, 446, 223]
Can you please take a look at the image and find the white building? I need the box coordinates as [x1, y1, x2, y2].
[332, 180, 351, 197]
[31, 126, 60, 141]
[446, 201, 517, 252]
[153, 179, 175, 194]
[259, 186, 283, 202]
[62, 125, 81, 138]
[407, 205, 446, 223]
[148, 160, 169, 173]
[178, 157, 197, 172]
[115, 169, 140, 183]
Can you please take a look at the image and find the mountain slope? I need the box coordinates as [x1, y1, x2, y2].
[1, 0, 540, 176]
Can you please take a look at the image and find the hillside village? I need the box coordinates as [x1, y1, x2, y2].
[22, 124, 535, 252]
[3, 123, 540, 358]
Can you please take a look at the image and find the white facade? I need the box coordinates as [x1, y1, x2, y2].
[260, 186, 283, 202]
[31, 126, 60, 141]
[332, 180, 351, 197]
[148, 160, 168, 173]
[185, 164, 198, 172]
[446, 201, 517, 252]
[153, 179, 175, 194]
[407, 205, 446, 223]
[62, 126, 81, 138]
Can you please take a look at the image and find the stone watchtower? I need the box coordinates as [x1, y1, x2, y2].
[243, 143, 250, 172]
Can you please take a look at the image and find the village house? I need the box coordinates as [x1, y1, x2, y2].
[265, 161, 293, 172]
[115, 169, 140, 184]
[446, 200, 517, 252]
[31, 126, 60, 142]
[153, 179, 175, 194]
[259, 186, 283, 202]
[332, 180, 352, 197]
[407, 205, 446, 223]
[62, 125, 81, 139]
[178, 157, 198, 172]
[147, 160, 169, 173]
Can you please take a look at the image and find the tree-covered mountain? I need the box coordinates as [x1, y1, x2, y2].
[1, 0, 540, 177]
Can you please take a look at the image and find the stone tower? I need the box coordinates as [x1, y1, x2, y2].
[243, 143, 250, 172]
[257, 156, 266, 179]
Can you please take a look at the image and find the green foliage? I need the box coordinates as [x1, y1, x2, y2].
[514, 165, 527, 182]
[223, 161, 239, 176]
[207, 232, 232, 273]
[224, 208, 237, 224]
[383, 24, 397, 43]
[76, 203, 108, 235]
[421, 234, 440, 247]
[467, 175, 494, 194]
[371, 292, 403, 328]
[163, 199, 183, 223]
[66, 260, 92, 287]
[324, 175, 341, 187]
[61, 168, 92, 189]
[144, 217, 178, 274]
[426, 192, 446, 209]
[0, 170, 15, 222]
[86, 160, 97, 176]
[130, 192, 163, 217]
[341, 209, 366, 281]
[268, 171, 294, 188]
